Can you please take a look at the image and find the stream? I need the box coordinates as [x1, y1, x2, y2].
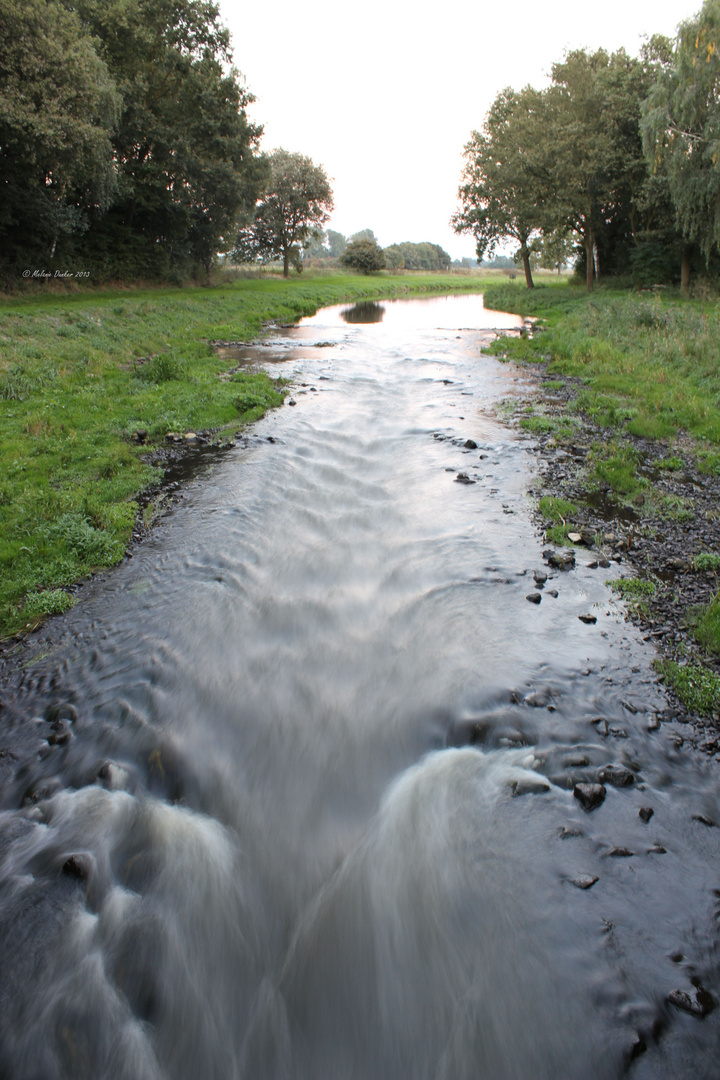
[0, 293, 719, 1079]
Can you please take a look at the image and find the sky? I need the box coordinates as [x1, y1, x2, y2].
[219, 0, 703, 260]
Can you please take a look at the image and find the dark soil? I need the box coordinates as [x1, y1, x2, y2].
[516, 371, 720, 751]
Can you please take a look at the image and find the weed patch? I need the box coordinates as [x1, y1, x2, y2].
[655, 659, 720, 716]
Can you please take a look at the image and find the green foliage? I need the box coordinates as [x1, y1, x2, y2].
[539, 496, 578, 521]
[452, 86, 550, 287]
[609, 576, 656, 598]
[341, 239, 386, 274]
[484, 286, 720, 446]
[0, 0, 120, 277]
[0, 0, 265, 282]
[134, 355, 186, 384]
[382, 242, 451, 272]
[21, 589, 76, 625]
[642, 2, 720, 266]
[692, 593, 720, 654]
[233, 150, 334, 277]
[657, 456, 684, 470]
[655, 658, 720, 715]
[694, 552, 720, 571]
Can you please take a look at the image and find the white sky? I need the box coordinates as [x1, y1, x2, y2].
[219, 0, 702, 259]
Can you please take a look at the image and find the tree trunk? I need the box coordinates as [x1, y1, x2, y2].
[520, 245, 534, 289]
[283, 248, 290, 278]
[681, 246, 691, 293]
[585, 231, 594, 293]
[593, 241, 600, 285]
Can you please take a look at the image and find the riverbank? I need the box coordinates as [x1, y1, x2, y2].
[0, 273, 492, 642]
[483, 282, 720, 731]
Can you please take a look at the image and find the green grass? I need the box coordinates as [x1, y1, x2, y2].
[0, 272, 491, 638]
[691, 594, 720, 656]
[484, 283, 720, 444]
[655, 658, 720, 716]
[609, 576, 656, 599]
[694, 552, 720, 572]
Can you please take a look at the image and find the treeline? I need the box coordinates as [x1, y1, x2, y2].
[453, 0, 720, 291]
[0, 0, 266, 282]
[303, 230, 452, 272]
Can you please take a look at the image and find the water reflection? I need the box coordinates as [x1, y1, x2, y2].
[340, 301, 385, 324]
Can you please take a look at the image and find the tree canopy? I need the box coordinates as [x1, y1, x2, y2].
[341, 238, 386, 274]
[453, 16, 720, 291]
[233, 149, 334, 276]
[0, 0, 266, 281]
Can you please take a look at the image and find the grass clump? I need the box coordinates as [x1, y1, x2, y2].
[694, 552, 720, 572]
[609, 576, 656, 599]
[657, 456, 684, 471]
[655, 659, 720, 716]
[538, 495, 580, 544]
[691, 594, 720, 656]
[20, 589, 76, 626]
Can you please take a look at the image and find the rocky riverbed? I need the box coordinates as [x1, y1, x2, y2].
[508, 368, 720, 751]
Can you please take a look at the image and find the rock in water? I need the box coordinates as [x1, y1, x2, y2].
[573, 783, 607, 811]
[599, 764, 635, 787]
[639, 806, 654, 823]
[571, 875, 599, 890]
[526, 593, 542, 604]
[668, 987, 715, 1018]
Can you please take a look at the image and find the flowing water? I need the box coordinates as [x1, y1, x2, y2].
[1, 294, 719, 1079]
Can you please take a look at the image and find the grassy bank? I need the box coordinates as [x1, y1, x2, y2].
[0, 273, 489, 641]
[484, 281, 720, 719]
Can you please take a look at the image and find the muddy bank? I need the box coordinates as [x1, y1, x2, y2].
[507, 368, 720, 748]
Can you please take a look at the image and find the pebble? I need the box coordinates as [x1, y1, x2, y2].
[533, 570, 547, 585]
[606, 846, 634, 857]
[571, 875, 599, 890]
[455, 472, 475, 484]
[464, 439, 478, 449]
[511, 778, 550, 797]
[63, 853, 95, 882]
[573, 782, 607, 811]
[667, 987, 715, 1018]
[599, 764, 635, 787]
[639, 806, 654, 823]
[578, 614, 597, 624]
[692, 813, 716, 827]
[647, 844, 667, 854]
[547, 589, 559, 598]
[526, 593, 542, 604]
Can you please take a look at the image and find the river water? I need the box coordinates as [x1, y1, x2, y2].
[0, 294, 719, 1079]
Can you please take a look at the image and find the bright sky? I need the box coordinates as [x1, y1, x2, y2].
[219, 0, 702, 259]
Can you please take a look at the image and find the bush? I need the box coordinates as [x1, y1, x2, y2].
[340, 239, 386, 274]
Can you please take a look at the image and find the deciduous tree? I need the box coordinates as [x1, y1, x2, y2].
[234, 150, 333, 276]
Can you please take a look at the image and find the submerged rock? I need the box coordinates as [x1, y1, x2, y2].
[571, 874, 599, 890]
[573, 782, 607, 811]
[526, 593, 542, 604]
[668, 987, 715, 1018]
[599, 764, 635, 787]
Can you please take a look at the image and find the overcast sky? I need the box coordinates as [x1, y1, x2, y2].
[219, 0, 702, 259]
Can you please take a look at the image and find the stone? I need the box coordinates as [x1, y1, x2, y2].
[558, 826, 584, 839]
[464, 439, 478, 449]
[647, 844, 667, 854]
[131, 429, 148, 444]
[547, 589, 559, 598]
[571, 875, 599, 890]
[455, 472, 475, 484]
[511, 778, 550, 796]
[587, 560, 599, 569]
[568, 532, 582, 543]
[526, 592, 542, 604]
[692, 813, 716, 827]
[525, 689, 551, 707]
[544, 549, 575, 570]
[580, 527, 596, 546]
[599, 764, 635, 787]
[533, 570, 547, 585]
[63, 853, 95, 881]
[578, 614, 597, 624]
[573, 782, 607, 811]
[599, 557, 611, 569]
[607, 846, 634, 857]
[184, 431, 197, 441]
[667, 987, 715, 1018]
[639, 806, 654, 823]
[288, 399, 297, 406]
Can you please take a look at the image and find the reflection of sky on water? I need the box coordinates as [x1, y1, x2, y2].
[303, 292, 524, 331]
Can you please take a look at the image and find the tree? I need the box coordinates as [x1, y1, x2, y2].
[546, 48, 651, 291]
[0, 0, 119, 278]
[234, 149, 334, 276]
[452, 86, 550, 288]
[55, 0, 266, 278]
[326, 229, 347, 257]
[341, 237, 385, 274]
[642, 4, 720, 288]
[350, 228, 378, 244]
[537, 229, 574, 274]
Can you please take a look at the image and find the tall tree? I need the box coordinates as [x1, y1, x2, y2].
[547, 48, 650, 291]
[233, 150, 334, 277]
[61, 0, 266, 277]
[452, 86, 550, 288]
[642, 3, 720, 288]
[0, 0, 119, 278]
